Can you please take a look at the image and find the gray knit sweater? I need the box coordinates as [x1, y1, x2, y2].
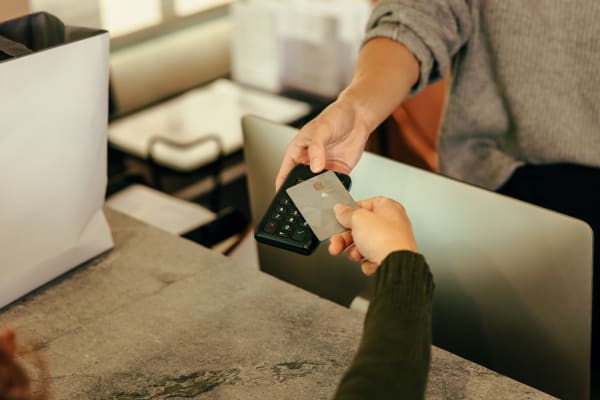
[365, 0, 600, 190]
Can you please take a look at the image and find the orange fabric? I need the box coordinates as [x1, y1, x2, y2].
[368, 75, 448, 172]
[389, 76, 447, 171]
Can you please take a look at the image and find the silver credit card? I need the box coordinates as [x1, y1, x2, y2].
[286, 171, 357, 241]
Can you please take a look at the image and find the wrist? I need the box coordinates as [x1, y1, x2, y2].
[340, 37, 419, 133]
[337, 87, 376, 140]
[375, 243, 419, 266]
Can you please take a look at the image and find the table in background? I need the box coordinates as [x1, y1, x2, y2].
[0, 210, 556, 399]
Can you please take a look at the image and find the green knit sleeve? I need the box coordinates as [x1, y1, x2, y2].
[333, 250, 434, 400]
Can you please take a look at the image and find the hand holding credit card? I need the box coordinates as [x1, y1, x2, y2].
[287, 171, 357, 241]
[254, 164, 352, 255]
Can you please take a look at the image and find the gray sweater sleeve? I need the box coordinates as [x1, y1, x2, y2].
[364, 0, 474, 94]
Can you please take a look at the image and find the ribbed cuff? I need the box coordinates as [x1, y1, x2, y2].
[374, 251, 434, 314]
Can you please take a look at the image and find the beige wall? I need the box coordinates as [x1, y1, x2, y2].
[1, 0, 30, 21]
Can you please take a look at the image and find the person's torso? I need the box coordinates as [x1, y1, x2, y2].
[440, 0, 600, 189]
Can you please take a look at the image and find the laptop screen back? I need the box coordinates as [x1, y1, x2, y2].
[242, 115, 592, 399]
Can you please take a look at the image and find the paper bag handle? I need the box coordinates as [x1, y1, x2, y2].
[0, 12, 66, 61]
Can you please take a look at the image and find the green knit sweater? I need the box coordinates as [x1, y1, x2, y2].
[365, 1, 600, 190]
[334, 251, 434, 399]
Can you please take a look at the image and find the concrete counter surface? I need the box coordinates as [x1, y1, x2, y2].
[0, 209, 555, 399]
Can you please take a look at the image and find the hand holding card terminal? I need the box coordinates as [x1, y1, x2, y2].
[254, 164, 351, 255]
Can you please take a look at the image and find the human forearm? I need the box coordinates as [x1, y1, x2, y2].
[340, 0, 473, 140]
[275, 0, 472, 186]
[333, 251, 434, 399]
[365, 0, 472, 93]
[275, 38, 420, 185]
[338, 37, 420, 136]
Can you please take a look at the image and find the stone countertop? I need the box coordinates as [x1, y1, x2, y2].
[0, 209, 555, 399]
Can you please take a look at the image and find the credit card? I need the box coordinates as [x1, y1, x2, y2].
[286, 170, 357, 241]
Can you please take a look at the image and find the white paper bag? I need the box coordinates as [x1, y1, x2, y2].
[0, 13, 113, 308]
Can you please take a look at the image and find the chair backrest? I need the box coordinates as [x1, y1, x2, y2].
[369, 74, 448, 171]
[109, 17, 231, 116]
[243, 115, 593, 400]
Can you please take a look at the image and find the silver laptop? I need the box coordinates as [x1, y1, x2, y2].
[242, 115, 593, 399]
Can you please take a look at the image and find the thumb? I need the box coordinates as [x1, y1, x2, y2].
[334, 204, 353, 229]
[308, 142, 325, 173]
[307, 124, 330, 173]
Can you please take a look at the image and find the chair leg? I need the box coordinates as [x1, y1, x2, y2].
[182, 207, 248, 249]
[149, 159, 164, 191]
[208, 155, 224, 211]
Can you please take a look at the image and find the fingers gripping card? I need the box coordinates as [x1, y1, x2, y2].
[286, 171, 357, 241]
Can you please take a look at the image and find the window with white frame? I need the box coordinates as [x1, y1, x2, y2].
[174, 0, 231, 17]
[29, 0, 231, 37]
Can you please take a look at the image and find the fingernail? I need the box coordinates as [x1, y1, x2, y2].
[334, 204, 345, 213]
[310, 157, 321, 172]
